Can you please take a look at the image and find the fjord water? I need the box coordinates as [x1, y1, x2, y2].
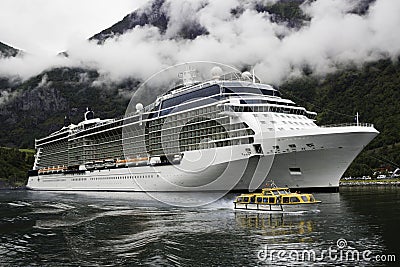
[0, 187, 399, 266]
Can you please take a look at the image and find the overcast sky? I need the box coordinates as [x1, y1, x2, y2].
[0, 0, 147, 55]
[0, 0, 399, 85]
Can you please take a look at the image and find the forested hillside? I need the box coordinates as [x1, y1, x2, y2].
[0, 0, 398, 185]
[0, 147, 34, 188]
[0, 67, 132, 148]
[281, 59, 400, 177]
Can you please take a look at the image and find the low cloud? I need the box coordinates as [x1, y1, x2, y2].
[1, 0, 400, 85]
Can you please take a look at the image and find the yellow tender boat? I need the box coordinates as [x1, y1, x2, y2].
[234, 184, 321, 212]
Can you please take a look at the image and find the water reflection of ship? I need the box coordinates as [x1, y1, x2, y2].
[234, 212, 314, 237]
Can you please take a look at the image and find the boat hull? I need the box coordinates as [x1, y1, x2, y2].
[234, 202, 320, 212]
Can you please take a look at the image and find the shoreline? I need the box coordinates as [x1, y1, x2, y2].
[0, 186, 27, 190]
[340, 180, 400, 187]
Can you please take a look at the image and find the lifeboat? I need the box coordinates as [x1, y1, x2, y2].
[234, 182, 321, 212]
[85, 161, 94, 171]
[94, 160, 105, 169]
[104, 159, 116, 169]
[116, 159, 127, 168]
[126, 157, 149, 167]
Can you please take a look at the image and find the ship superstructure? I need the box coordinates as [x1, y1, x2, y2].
[27, 68, 378, 192]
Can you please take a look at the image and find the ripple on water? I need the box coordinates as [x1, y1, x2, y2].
[0, 188, 397, 266]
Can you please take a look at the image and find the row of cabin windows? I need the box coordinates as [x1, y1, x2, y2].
[149, 111, 223, 131]
[223, 87, 280, 97]
[143, 125, 248, 142]
[177, 129, 251, 141]
[158, 85, 281, 117]
[87, 174, 158, 180]
[227, 105, 306, 115]
[148, 128, 254, 152]
[148, 119, 244, 138]
[148, 105, 218, 128]
[150, 137, 254, 155]
[147, 118, 247, 142]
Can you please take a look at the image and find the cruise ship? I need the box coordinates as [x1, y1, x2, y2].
[26, 66, 378, 192]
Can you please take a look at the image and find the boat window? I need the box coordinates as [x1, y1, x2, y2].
[290, 197, 300, 203]
[278, 190, 287, 194]
[282, 197, 289, 203]
[268, 197, 275, 204]
[301, 196, 308, 202]
[310, 196, 315, 202]
[257, 197, 262, 203]
[243, 197, 249, 202]
[237, 197, 242, 202]
[272, 191, 279, 196]
[224, 87, 280, 97]
[263, 198, 268, 203]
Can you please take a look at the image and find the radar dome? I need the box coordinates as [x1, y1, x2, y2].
[136, 103, 144, 112]
[211, 66, 223, 79]
[241, 71, 252, 80]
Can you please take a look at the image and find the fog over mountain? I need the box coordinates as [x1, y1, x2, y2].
[0, 0, 399, 179]
[1, 0, 398, 85]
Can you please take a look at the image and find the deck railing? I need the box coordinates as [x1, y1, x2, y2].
[320, 123, 374, 128]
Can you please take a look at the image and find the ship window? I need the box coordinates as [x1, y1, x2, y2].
[301, 196, 308, 202]
[223, 87, 277, 96]
[160, 85, 221, 116]
[289, 167, 302, 175]
[282, 197, 289, 203]
[253, 144, 263, 154]
[263, 198, 268, 203]
[256, 197, 262, 203]
[268, 197, 275, 203]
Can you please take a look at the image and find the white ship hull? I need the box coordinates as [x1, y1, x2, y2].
[27, 125, 378, 192]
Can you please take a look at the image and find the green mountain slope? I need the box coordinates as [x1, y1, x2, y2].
[2, 59, 399, 185]
[0, 67, 132, 148]
[280, 59, 400, 176]
[0, 147, 34, 187]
